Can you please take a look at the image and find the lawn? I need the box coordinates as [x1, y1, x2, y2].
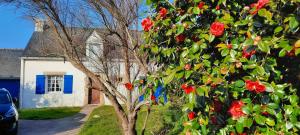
[19, 107, 81, 120]
[80, 105, 182, 135]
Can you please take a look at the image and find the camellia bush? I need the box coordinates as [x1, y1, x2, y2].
[141, 0, 300, 134]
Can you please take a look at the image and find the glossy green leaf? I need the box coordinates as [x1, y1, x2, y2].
[254, 115, 266, 125]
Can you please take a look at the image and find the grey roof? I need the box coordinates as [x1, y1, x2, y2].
[0, 49, 24, 79]
[23, 28, 94, 58]
[23, 28, 141, 60]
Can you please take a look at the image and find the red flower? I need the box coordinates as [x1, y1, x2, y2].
[141, 17, 153, 32]
[184, 64, 191, 70]
[181, 83, 188, 89]
[242, 47, 256, 59]
[257, 0, 269, 9]
[198, 2, 205, 9]
[125, 83, 134, 91]
[210, 115, 217, 124]
[214, 100, 222, 112]
[250, 0, 269, 15]
[245, 80, 266, 93]
[188, 112, 196, 120]
[183, 85, 195, 94]
[159, 7, 168, 18]
[176, 34, 186, 42]
[227, 44, 233, 49]
[228, 101, 245, 119]
[216, 5, 220, 10]
[210, 22, 225, 37]
[151, 95, 156, 101]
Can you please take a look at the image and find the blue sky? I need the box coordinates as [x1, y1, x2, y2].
[0, 5, 34, 49]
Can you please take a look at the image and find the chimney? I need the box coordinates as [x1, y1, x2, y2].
[34, 18, 45, 32]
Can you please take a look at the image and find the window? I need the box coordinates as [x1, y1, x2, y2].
[47, 75, 63, 92]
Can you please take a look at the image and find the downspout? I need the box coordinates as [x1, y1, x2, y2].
[19, 58, 25, 108]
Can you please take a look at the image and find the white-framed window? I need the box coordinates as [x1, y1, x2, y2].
[47, 75, 64, 92]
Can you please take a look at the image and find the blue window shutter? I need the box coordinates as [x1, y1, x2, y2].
[64, 75, 73, 94]
[36, 75, 46, 94]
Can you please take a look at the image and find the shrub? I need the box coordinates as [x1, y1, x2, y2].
[142, 0, 300, 134]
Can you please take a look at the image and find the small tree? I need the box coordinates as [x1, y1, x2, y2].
[2, 0, 160, 135]
[143, 0, 300, 134]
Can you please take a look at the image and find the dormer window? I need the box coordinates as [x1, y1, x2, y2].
[86, 43, 102, 60]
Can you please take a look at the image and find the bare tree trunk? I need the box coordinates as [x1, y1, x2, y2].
[126, 113, 137, 135]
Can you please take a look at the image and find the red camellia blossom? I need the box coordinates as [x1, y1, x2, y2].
[184, 64, 191, 70]
[242, 47, 256, 59]
[125, 83, 134, 91]
[210, 22, 225, 37]
[181, 83, 188, 89]
[228, 101, 245, 119]
[141, 17, 153, 32]
[227, 44, 233, 49]
[257, 0, 270, 9]
[188, 112, 196, 120]
[183, 85, 195, 94]
[181, 84, 195, 94]
[159, 7, 167, 18]
[198, 2, 205, 9]
[216, 5, 220, 10]
[175, 34, 186, 42]
[250, 0, 269, 15]
[151, 95, 156, 101]
[245, 80, 266, 93]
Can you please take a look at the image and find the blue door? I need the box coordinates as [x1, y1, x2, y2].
[0, 79, 20, 99]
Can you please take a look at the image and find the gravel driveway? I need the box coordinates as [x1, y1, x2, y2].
[18, 105, 97, 135]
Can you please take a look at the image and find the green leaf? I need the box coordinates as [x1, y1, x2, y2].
[253, 105, 261, 112]
[146, 0, 152, 5]
[278, 49, 286, 57]
[258, 41, 270, 53]
[242, 106, 251, 115]
[258, 9, 273, 22]
[254, 115, 266, 125]
[176, 71, 184, 79]
[151, 45, 159, 54]
[176, 25, 184, 35]
[289, 17, 299, 30]
[295, 48, 300, 56]
[289, 95, 299, 106]
[163, 72, 175, 85]
[266, 118, 275, 126]
[244, 118, 253, 128]
[236, 120, 244, 133]
[234, 80, 245, 88]
[192, 42, 200, 53]
[267, 103, 278, 109]
[209, 34, 215, 43]
[274, 26, 283, 34]
[193, 7, 200, 14]
[166, 29, 173, 36]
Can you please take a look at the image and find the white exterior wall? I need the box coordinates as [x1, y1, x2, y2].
[102, 62, 141, 105]
[20, 58, 86, 109]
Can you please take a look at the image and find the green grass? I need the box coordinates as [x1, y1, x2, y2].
[19, 107, 81, 120]
[80, 105, 182, 135]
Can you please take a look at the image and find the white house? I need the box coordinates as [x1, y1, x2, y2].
[19, 21, 140, 108]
